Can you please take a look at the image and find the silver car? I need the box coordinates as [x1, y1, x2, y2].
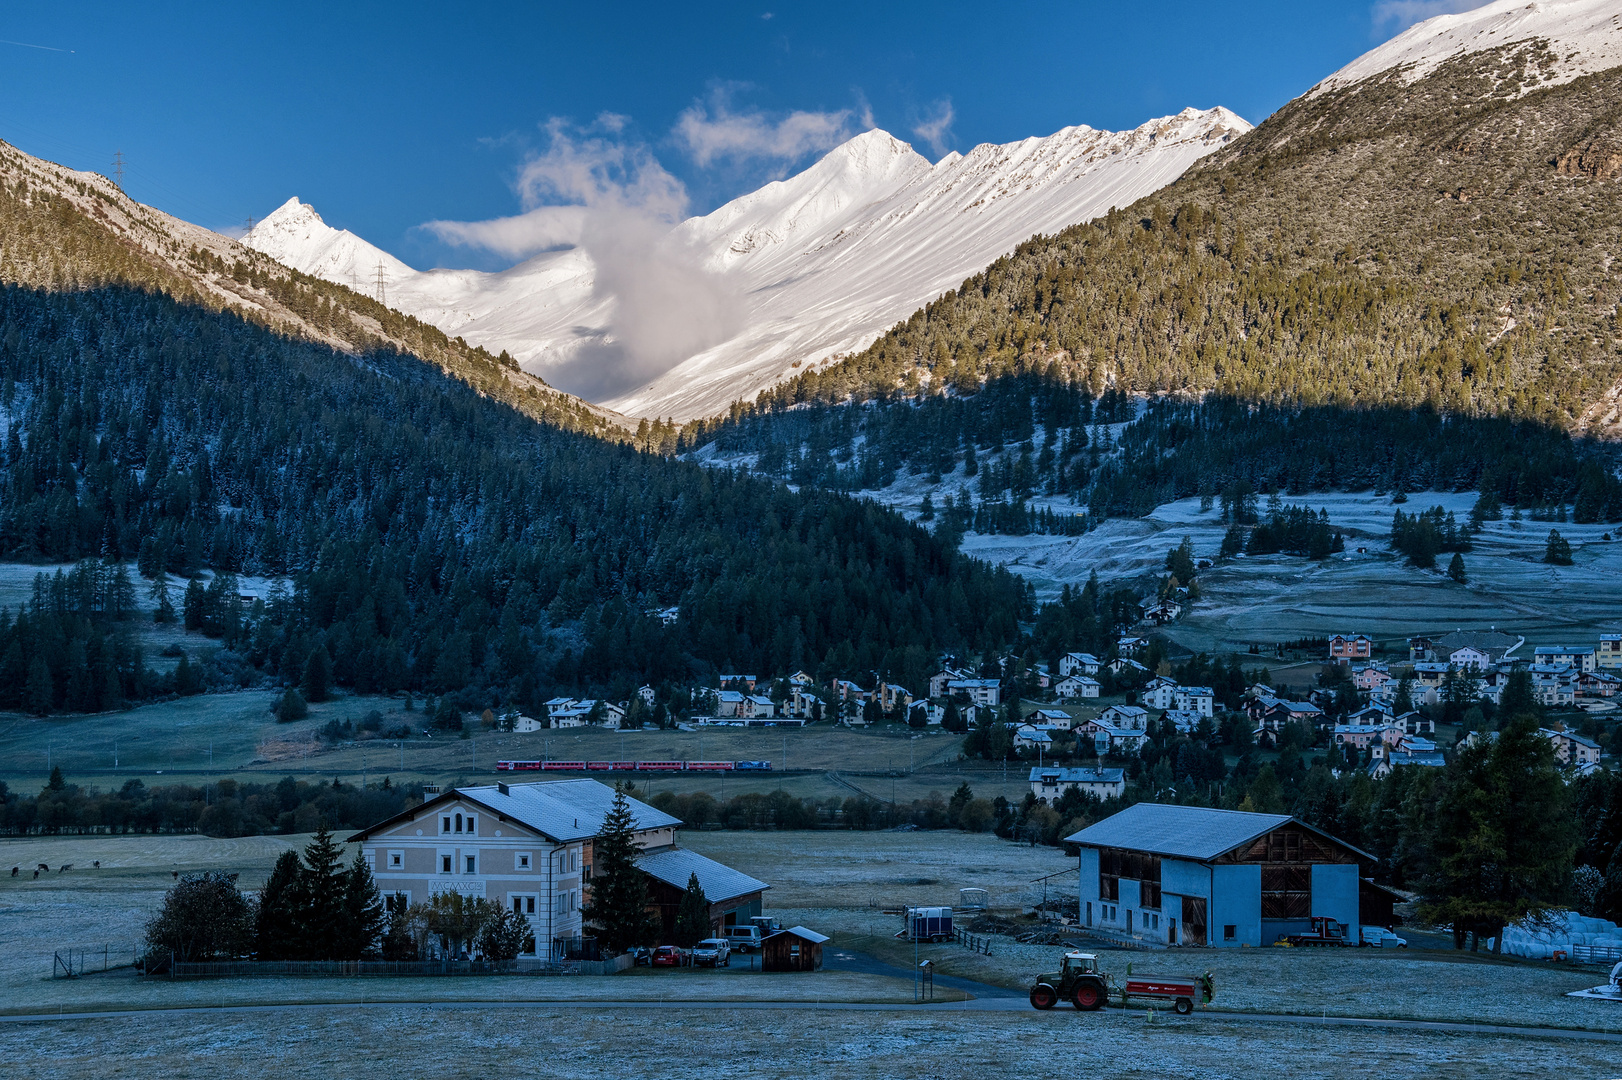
[691, 937, 732, 967]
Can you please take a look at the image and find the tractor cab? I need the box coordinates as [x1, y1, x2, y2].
[1062, 952, 1101, 977]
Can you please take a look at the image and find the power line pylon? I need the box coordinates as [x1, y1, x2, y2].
[110, 150, 126, 190]
[375, 262, 386, 307]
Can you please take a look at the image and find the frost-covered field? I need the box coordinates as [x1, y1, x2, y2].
[4, 1004, 1618, 1079]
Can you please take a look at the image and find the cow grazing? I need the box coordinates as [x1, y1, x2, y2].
[32, 870, 39, 879]
[9, 866, 16, 877]
[93, 861, 101, 869]
[36, 863, 48, 872]
[57, 864, 72, 873]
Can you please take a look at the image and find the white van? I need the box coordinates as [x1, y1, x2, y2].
[1360, 926, 1407, 948]
[725, 925, 766, 953]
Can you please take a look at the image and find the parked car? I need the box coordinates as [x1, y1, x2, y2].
[725, 925, 766, 953]
[691, 938, 732, 967]
[629, 947, 654, 967]
[1360, 926, 1408, 948]
[650, 945, 687, 967]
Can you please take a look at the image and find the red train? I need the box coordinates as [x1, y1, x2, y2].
[495, 759, 772, 773]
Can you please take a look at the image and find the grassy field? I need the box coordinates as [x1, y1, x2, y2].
[0, 690, 1056, 809]
[3, 1006, 1617, 1079]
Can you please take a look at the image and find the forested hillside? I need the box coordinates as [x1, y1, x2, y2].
[0, 283, 1029, 715]
[743, 42, 1622, 432]
[0, 139, 617, 436]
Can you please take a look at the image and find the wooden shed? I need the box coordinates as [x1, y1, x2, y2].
[761, 926, 829, 972]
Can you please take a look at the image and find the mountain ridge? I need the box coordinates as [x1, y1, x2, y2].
[245, 107, 1251, 421]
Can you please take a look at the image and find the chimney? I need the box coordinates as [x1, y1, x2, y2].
[422, 785, 441, 798]
[497, 782, 509, 796]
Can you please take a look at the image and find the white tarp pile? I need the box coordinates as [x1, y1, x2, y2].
[1497, 911, 1622, 959]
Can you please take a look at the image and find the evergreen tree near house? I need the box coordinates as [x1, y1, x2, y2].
[1393, 675, 1415, 715]
[580, 788, 658, 954]
[297, 828, 349, 960]
[339, 850, 387, 960]
[673, 873, 711, 948]
[1415, 715, 1577, 952]
[254, 849, 305, 961]
[1447, 552, 1468, 584]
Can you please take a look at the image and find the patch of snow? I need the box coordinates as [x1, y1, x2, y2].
[1314, 0, 1622, 95]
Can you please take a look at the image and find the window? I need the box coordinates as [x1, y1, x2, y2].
[442, 815, 452, 834]
[387, 850, 404, 870]
[511, 894, 537, 916]
[516, 852, 532, 871]
[1224, 925, 1237, 941]
[465, 854, 477, 874]
[363, 850, 375, 871]
[467, 815, 476, 835]
[1086, 902, 1092, 926]
[455, 813, 463, 833]
[384, 891, 411, 913]
[441, 854, 452, 873]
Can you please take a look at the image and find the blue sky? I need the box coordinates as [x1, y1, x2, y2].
[0, 1, 1476, 270]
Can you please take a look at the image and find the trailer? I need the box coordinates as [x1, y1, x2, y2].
[897, 906, 953, 943]
[1275, 916, 1353, 947]
[1119, 973, 1214, 1015]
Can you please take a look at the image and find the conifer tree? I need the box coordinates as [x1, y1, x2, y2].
[672, 873, 711, 948]
[580, 788, 657, 954]
[298, 828, 347, 961]
[255, 849, 305, 961]
[1447, 552, 1468, 583]
[339, 849, 386, 960]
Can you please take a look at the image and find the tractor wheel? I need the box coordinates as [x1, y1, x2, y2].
[1072, 984, 1102, 1011]
[1029, 984, 1058, 1010]
[1174, 997, 1193, 1016]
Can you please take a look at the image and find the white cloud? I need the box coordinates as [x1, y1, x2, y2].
[1372, 0, 1493, 31]
[911, 99, 956, 158]
[416, 117, 742, 401]
[673, 89, 859, 168]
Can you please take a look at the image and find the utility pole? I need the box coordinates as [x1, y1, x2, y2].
[375, 262, 386, 307]
[111, 151, 126, 190]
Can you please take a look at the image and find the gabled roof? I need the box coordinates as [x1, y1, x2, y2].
[1029, 766, 1125, 784]
[636, 847, 769, 902]
[1063, 802, 1373, 864]
[769, 926, 830, 945]
[348, 779, 680, 844]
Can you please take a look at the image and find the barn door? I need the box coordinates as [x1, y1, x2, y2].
[1181, 897, 1207, 946]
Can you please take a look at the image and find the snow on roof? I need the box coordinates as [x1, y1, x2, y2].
[349, 779, 680, 844]
[1030, 767, 1125, 784]
[773, 926, 830, 944]
[637, 847, 769, 903]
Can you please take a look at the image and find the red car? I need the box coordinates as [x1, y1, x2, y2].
[650, 945, 686, 967]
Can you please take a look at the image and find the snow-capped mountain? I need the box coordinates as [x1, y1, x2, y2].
[245, 107, 1249, 421]
[1315, 0, 1622, 95]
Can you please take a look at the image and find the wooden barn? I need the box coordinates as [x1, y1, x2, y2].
[761, 926, 829, 972]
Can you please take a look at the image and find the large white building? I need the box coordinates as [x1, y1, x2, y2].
[350, 779, 765, 961]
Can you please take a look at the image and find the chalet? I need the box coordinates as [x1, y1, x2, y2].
[1075, 718, 1147, 756]
[1029, 708, 1074, 730]
[1100, 705, 1149, 730]
[1056, 675, 1101, 700]
[1367, 747, 1447, 779]
[1029, 766, 1126, 801]
[1447, 646, 1491, 672]
[1529, 664, 1577, 707]
[1535, 646, 1595, 673]
[1145, 600, 1182, 625]
[787, 671, 816, 687]
[879, 683, 913, 712]
[741, 695, 777, 720]
[1141, 677, 1179, 710]
[831, 679, 868, 704]
[1351, 664, 1392, 693]
[928, 668, 970, 698]
[787, 686, 821, 719]
[1599, 634, 1622, 671]
[1407, 635, 1436, 662]
[1174, 686, 1215, 718]
[1328, 634, 1372, 665]
[1430, 629, 1521, 665]
[651, 606, 681, 626]
[1110, 657, 1150, 677]
[1066, 804, 1374, 947]
[947, 678, 1002, 707]
[1543, 728, 1602, 767]
[350, 779, 767, 959]
[1117, 636, 1148, 656]
[716, 690, 746, 718]
[637, 685, 656, 707]
[1014, 725, 1054, 751]
[510, 714, 543, 733]
[1333, 723, 1404, 752]
[1059, 652, 1102, 678]
[1576, 670, 1622, 699]
[1159, 710, 1205, 735]
[544, 698, 624, 729]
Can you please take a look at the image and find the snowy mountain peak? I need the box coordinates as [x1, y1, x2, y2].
[244, 196, 413, 292]
[246, 107, 1251, 421]
[1315, 0, 1622, 95]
